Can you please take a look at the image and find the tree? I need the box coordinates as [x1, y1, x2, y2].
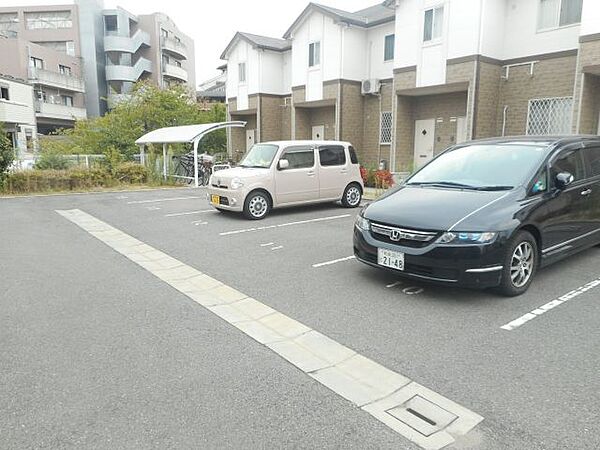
[0, 123, 14, 182]
[40, 81, 226, 160]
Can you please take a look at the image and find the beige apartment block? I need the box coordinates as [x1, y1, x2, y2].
[0, 74, 37, 155]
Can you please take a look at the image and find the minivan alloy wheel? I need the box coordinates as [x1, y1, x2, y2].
[510, 242, 534, 288]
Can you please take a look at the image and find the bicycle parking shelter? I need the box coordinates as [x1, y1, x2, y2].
[135, 121, 246, 187]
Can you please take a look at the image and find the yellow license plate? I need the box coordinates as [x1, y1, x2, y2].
[211, 195, 220, 205]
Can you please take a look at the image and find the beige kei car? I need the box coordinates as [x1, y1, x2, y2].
[208, 141, 364, 219]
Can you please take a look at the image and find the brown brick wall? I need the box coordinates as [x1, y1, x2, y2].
[578, 74, 600, 134]
[394, 95, 415, 172]
[229, 113, 257, 160]
[280, 98, 292, 140]
[394, 69, 416, 90]
[574, 41, 600, 133]
[498, 55, 577, 136]
[292, 85, 306, 104]
[259, 95, 284, 142]
[340, 80, 364, 156]
[361, 81, 394, 168]
[474, 62, 502, 138]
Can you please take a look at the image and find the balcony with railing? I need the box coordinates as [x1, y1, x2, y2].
[28, 67, 85, 93]
[105, 57, 152, 82]
[104, 29, 150, 54]
[162, 63, 188, 82]
[161, 35, 187, 60]
[35, 101, 86, 121]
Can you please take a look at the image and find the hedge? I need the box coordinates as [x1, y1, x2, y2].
[1, 164, 154, 194]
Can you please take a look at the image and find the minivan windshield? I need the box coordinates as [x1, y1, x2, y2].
[239, 144, 279, 168]
[407, 144, 548, 190]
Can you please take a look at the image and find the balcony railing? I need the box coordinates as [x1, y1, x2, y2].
[35, 101, 86, 121]
[104, 29, 150, 53]
[105, 57, 152, 82]
[161, 35, 187, 60]
[28, 67, 85, 93]
[162, 63, 188, 82]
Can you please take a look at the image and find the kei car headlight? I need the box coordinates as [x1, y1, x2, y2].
[436, 231, 497, 245]
[230, 177, 244, 190]
[355, 215, 370, 231]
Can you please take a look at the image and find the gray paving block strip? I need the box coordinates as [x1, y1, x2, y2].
[56, 209, 483, 449]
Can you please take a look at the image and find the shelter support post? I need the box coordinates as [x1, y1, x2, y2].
[139, 144, 145, 165]
[162, 143, 167, 181]
[193, 139, 199, 188]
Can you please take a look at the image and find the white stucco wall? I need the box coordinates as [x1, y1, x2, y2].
[580, 0, 600, 37]
[365, 22, 395, 80]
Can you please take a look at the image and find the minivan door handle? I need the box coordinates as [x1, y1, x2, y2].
[581, 188, 592, 196]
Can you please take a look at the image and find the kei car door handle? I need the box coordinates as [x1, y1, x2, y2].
[340, 169, 348, 174]
[581, 188, 592, 196]
[307, 171, 315, 176]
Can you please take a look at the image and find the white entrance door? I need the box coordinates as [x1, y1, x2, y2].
[413, 119, 435, 169]
[312, 125, 325, 140]
[246, 129, 255, 151]
[456, 117, 468, 144]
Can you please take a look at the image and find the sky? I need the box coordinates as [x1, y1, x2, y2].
[3, 0, 381, 86]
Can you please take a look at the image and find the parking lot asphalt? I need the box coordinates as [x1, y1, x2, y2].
[1, 187, 599, 449]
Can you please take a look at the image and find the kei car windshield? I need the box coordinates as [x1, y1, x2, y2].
[407, 143, 548, 190]
[239, 144, 279, 168]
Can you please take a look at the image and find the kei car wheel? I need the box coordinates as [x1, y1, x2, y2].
[497, 230, 538, 297]
[342, 183, 362, 208]
[243, 191, 271, 220]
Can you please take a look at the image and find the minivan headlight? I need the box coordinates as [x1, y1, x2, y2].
[230, 177, 244, 189]
[355, 215, 370, 231]
[437, 231, 497, 245]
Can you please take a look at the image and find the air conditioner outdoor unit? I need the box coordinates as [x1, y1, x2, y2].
[361, 79, 381, 95]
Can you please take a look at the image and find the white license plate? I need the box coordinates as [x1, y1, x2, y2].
[377, 248, 405, 271]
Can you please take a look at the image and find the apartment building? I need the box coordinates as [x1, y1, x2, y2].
[0, 0, 195, 131]
[102, 7, 195, 109]
[0, 4, 86, 134]
[222, 0, 600, 172]
[0, 75, 37, 156]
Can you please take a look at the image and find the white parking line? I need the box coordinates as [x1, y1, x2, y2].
[192, 220, 208, 226]
[386, 281, 403, 288]
[219, 214, 351, 236]
[312, 256, 356, 268]
[56, 208, 483, 450]
[145, 206, 161, 211]
[165, 209, 214, 217]
[260, 242, 275, 247]
[127, 196, 202, 204]
[501, 277, 600, 331]
[271, 246, 284, 251]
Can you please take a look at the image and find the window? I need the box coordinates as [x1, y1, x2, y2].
[309, 41, 321, 67]
[0, 86, 9, 101]
[384, 34, 395, 61]
[174, 60, 182, 68]
[281, 146, 315, 169]
[104, 15, 117, 34]
[349, 146, 359, 164]
[526, 97, 572, 135]
[25, 11, 72, 29]
[59, 64, 71, 76]
[66, 41, 75, 56]
[319, 146, 346, 166]
[29, 57, 44, 69]
[423, 6, 444, 42]
[538, 0, 583, 30]
[161, 28, 169, 38]
[238, 62, 246, 83]
[0, 13, 18, 37]
[61, 95, 73, 107]
[530, 167, 548, 194]
[551, 148, 585, 184]
[584, 147, 600, 178]
[380, 112, 393, 144]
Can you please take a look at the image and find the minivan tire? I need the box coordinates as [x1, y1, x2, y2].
[341, 183, 362, 208]
[243, 191, 271, 220]
[496, 230, 538, 297]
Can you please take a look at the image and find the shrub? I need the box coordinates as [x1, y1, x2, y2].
[35, 149, 69, 170]
[0, 124, 14, 182]
[375, 170, 395, 188]
[114, 162, 149, 184]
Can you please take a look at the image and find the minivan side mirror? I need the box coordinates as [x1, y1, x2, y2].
[555, 172, 574, 190]
[278, 159, 289, 170]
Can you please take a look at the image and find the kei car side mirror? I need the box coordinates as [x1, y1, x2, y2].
[278, 159, 289, 170]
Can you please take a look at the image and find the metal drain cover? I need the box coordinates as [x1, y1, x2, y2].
[387, 395, 458, 437]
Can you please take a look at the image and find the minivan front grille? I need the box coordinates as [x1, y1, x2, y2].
[370, 222, 439, 248]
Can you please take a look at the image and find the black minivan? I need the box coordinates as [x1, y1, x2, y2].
[354, 136, 600, 296]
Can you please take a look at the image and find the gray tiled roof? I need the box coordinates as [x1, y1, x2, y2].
[238, 32, 291, 52]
